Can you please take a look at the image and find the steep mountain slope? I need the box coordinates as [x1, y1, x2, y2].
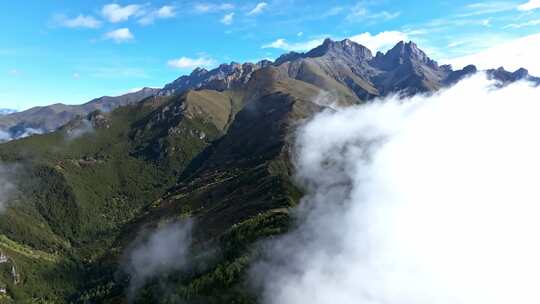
[73, 66, 324, 304]
[0, 39, 538, 303]
[0, 90, 242, 303]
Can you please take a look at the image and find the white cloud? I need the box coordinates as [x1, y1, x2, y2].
[56, 14, 102, 28]
[65, 119, 94, 140]
[138, 5, 176, 25]
[445, 32, 540, 75]
[253, 74, 540, 304]
[0, 131, 11, 142]
[349, 31, 409, 53]
[125, 221, 193, 298]
[448, 41, 466, 48]
[73, 73, 80, 79]
[518, 0, 540, 11]
[262, 38, 325, 52]
[102, 3, 142, 23]
[323, 6, 345, 17]
[156, 5, 176, 18]
[221, 12, 234, 25]
[347, 3, 400, 22]
[460, 1, 517, 16]
[247, 2, 268, 16]
[0, 164, 18, 213]
[104, 28, 134, 43]
[194, 3, 234, 13]
[503, 19, 540, 28]
[167, 56, 216, 69]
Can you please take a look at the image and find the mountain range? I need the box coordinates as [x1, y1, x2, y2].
[1, 38, 537, 142]
[0, 109, 16, 116]
[0, 39, 538, 303]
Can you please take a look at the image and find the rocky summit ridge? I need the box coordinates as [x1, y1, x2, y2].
[0, 38, 537, 141]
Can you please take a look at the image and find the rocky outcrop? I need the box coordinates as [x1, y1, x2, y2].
[487, 67, 540, 85]
[159, 60, 273, 96]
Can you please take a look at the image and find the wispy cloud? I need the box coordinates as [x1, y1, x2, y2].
[221, 12, 235, 25]
[262, 38, 325, 52]
[0, 164, 18, 213]
[445, 32, 540, 75]
[349, 31, 409, 53]
[104, 28, 134, 43]
[458, 1, 517, 17]
[247, 2, 268, 16]
[518, 0, 540, 11]
[55, 14, 102, 28]
[124, 221, 193, 299]
[138, 5, 176, 25]
[503, 18, 540, 28]
[346, 3, 400, 23]
[448, 41, 467, 48]
[167, 56, 216, 69]
[323, 6, 345, 17]
[194, 3, 234, 13]
[101, 3, 143, 23]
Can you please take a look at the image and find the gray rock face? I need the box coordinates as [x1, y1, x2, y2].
[443, 64, 478, 86]
[271, 39, 451, 99]
[270, 38, 538, 99]
[371, 41, 438, 71]
[159, 60, 272, 96]
[306, 38, 373, 61]
[487, 67, 540, 85]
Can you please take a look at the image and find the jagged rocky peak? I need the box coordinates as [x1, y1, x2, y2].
[160, 60, 273, 96]
[487, 66, 537, 83]
[274, 51, 304, 65]
[372, 40, 439, 71]
[462, 64, 478, 73]
[191, 67, 209, 77]
[443, 64, 478, 86]
[306, 38, 373, 60]
[512, 67, 529, 79]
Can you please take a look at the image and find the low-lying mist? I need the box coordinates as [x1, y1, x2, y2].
[252, 74, 540, 304]
[0, 127, 44, 143]
[0, 164, 19, 213]
[124, 220, 193, 299]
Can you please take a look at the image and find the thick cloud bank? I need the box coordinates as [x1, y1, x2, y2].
[253, 74, 540, 304]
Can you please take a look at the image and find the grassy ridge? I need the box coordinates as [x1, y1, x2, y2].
[0, 92, 236, 302]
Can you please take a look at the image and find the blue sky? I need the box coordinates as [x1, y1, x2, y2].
[2, 0, 540, 110]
